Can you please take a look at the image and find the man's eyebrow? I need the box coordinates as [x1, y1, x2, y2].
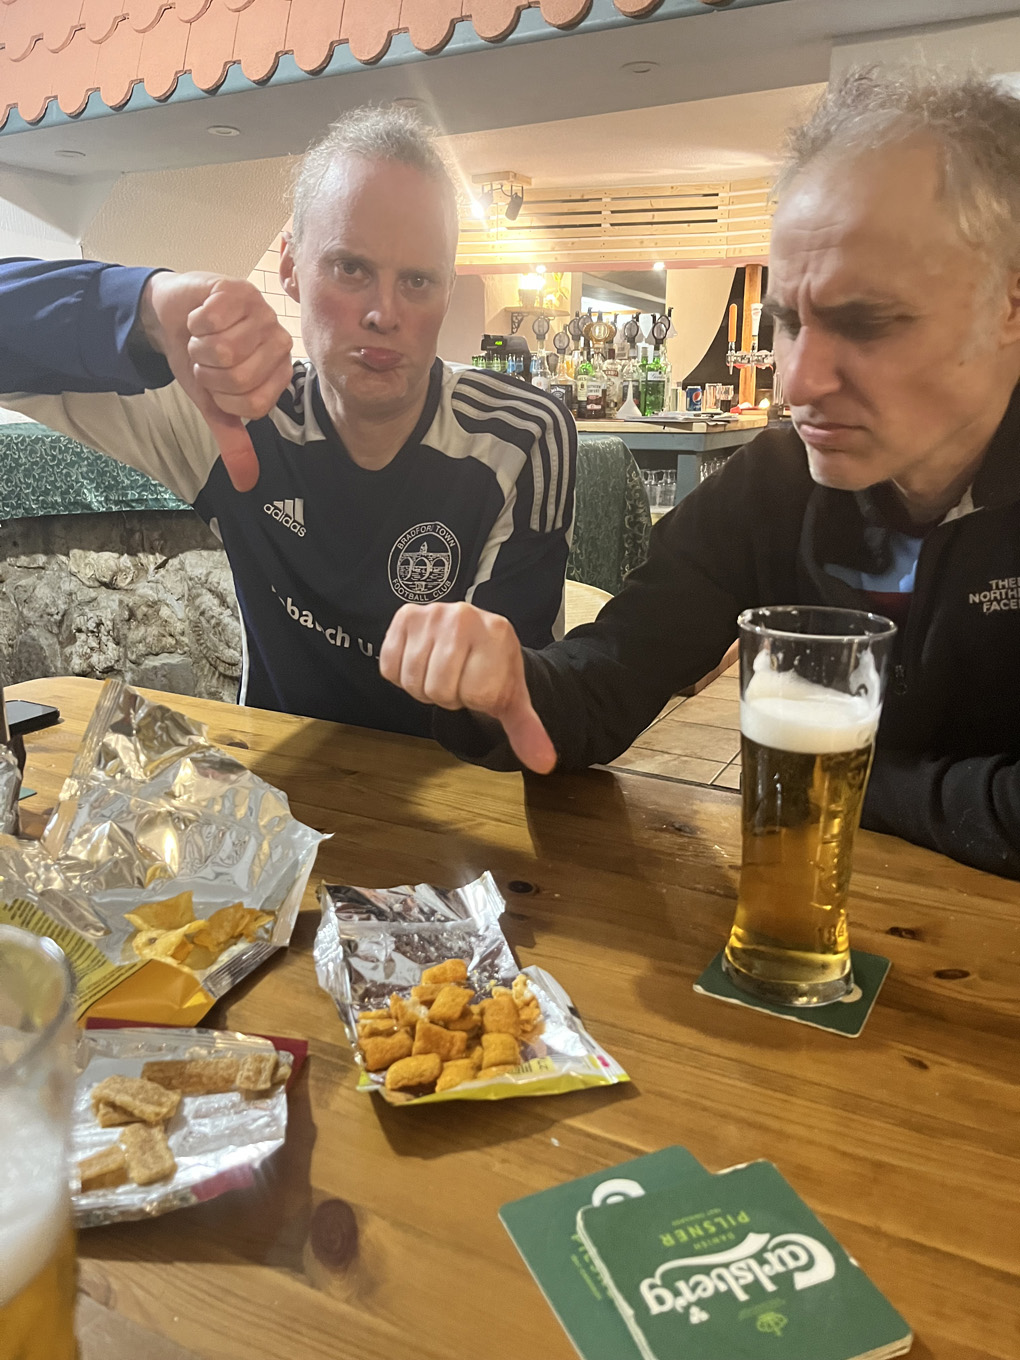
[328, 249, 372, 269]
[762, 295, 908, 320]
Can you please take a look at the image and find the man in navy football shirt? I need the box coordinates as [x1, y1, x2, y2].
[0, 106, 575, 737]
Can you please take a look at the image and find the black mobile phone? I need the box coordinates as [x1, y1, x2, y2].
[5, 700, 61, 735]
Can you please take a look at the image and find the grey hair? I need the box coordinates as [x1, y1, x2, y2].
[291, 104, 459, 251]
[776, 65, 1020, 271]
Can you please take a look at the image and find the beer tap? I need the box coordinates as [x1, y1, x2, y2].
[728, 301, 774, 374]
[726, 303, 738, 374]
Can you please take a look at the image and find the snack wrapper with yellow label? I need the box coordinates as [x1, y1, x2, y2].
[314, 872, 628, 1105]
[0, 680, 324, 1025]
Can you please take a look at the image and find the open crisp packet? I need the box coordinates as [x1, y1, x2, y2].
[72, 1024, 301, 1228]
[0, 680, 324, 1024]
[314, 872, 628, 1106]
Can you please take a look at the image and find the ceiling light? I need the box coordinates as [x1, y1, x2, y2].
[207, 125, 240, 137]
[505, 188, 524, 222]
[621, 60, 659, 75]
[535, 264, 546, 275]
[391, 97, 424, 110]
[55, 149, 86, 159]
[470, 198, 486, 220]
[653, 261, 665, 271]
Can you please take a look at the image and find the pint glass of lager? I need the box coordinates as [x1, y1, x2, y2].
[724, 607, 896, 1006]
[0, 926, 77, 1359]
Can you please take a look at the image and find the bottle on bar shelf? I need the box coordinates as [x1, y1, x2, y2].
[530, 351, 551, 391]
[641, 347, 666, 416]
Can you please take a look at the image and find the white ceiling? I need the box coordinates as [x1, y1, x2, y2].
[0, 0, 1018, 188]
[440, 84, 824, 190]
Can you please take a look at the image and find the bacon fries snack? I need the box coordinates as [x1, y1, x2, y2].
[317, 874, 628, 1106]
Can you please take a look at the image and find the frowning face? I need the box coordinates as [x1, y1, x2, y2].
[280, 155, 457, 426]
[768, 136, 1020, 501]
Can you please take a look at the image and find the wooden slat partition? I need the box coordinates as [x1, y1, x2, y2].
[457, 178, 773, 267]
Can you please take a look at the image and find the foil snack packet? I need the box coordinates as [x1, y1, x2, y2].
[72, 1024, 298, 1228]
[314, 872, 628, 1105]
[0, 680, 324, 1024]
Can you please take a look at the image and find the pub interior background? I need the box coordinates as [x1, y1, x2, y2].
[0, 0, 1018, 724]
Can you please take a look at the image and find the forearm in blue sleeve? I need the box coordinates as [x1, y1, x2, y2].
[0, 257, 172, 393]
[862, 748, 1020, 879]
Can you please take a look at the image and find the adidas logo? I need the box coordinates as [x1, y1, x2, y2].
[263, 498, 306, 537]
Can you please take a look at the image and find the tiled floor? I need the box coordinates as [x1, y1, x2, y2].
[609, 666, 742, 790]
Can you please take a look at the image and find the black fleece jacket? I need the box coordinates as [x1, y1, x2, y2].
[437, 391, 1020, 880]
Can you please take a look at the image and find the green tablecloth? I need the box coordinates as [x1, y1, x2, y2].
[570, 433, 652, 595]
[0, 422, 188, 519]
[0, 422, 650, 597]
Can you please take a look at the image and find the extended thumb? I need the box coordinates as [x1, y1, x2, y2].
[199, 397, 260, 493]
[500, 692, 557, 775]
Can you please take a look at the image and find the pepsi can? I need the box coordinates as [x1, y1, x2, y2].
[685, 385, 703, 413]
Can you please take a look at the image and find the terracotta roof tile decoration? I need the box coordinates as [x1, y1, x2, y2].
[0, 0, 731, 130]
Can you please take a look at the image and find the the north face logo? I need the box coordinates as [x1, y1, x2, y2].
[968, 576, 1020, 613]
[263, 498, 306, 537]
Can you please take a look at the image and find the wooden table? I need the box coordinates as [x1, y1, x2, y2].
[10, 676, 1020, 1360]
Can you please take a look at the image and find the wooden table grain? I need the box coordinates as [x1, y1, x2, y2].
[10, 676, 1020, 1360]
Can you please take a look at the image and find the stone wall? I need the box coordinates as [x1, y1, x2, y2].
[0, 510, 242, 702]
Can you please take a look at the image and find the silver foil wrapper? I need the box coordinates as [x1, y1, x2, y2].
[0, 744, 21, 836]
[72, 1026, 291, 1227]
[0, 680, 324, 1003]
[314, 873, 628, 1105]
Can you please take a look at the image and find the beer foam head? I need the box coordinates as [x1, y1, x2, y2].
[741, 663, 880, 754]
[0, 1094, 68, 1306]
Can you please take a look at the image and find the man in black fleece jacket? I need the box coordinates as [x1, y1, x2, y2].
[380, 67, 1020, 881]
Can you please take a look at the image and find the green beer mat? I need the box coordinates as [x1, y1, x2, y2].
[575, 1158, 912, 1360]
[500, 1146, 709, 1360]
[693, 950, 891, 1039]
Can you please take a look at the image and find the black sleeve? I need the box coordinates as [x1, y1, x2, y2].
[433, 442, 786, 771]
[862, 748, 1020, 879]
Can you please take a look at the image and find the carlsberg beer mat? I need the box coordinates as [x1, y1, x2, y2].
[693, 949, 892, 1039]
[575, 1159, 913, 1360]
[500, 1146, 709, 1360]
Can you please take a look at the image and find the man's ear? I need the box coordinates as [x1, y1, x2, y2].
[279, 231, 300, 303]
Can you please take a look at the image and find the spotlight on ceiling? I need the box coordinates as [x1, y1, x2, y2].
[208, 125, 241, 137]
[653, 261, 666, 271]
[505, 188, 524, 222]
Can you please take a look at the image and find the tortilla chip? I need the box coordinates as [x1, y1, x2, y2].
[183, 944, 223, 972]
[192, 903, 248, 950]
[131, 920, 204, 962]
[239, 909, 274, 941]
[124, 892, 195, 932]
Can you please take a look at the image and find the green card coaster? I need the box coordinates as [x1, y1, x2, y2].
[18, 787, 35, 800]
[693, 949, 891, 1039]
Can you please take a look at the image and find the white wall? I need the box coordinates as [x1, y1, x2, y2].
[83, 155, 298, 275]
[0, 165, 117, 260]
[664, 267, 735, 383]
[438, 274, 485, 365]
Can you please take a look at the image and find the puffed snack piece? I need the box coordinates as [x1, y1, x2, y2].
[385, 1053, 443, 1091]
[411, 1020, 467, 1063]
[360, 1030, 414, 1071]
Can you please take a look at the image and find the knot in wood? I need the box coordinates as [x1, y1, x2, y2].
[309, 1199, 359, 1272]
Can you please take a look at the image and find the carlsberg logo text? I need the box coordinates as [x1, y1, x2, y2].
[640, 1231, 836, 1315]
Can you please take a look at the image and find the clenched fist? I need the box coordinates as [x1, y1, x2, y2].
[379, 602, 558, 774]
[139, 272, 294, 492]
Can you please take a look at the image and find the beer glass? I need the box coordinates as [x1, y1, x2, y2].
[0, 927, 78, 1359]
[724, 607, 896, 1006]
